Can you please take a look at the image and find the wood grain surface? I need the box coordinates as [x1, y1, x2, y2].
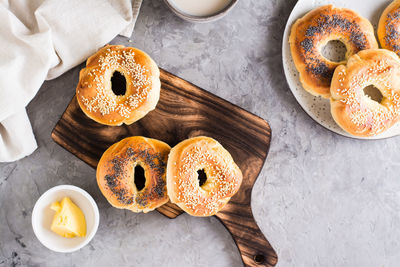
[51, 69, 277, 267]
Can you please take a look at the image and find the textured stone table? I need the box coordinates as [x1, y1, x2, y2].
[1, 0, 400, 266]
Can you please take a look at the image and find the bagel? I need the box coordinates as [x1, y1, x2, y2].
[330, 49, 400, 137]
[378, 0, 400, 56]
[290, 5, 378, 98]
[76, 45, 160, 126]
[97, 136, 170, 213]
[166, 136, 243, 217]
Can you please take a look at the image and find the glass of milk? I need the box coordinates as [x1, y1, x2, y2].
[163, 0, 238, 22]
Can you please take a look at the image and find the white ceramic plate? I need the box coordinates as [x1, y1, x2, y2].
[282, 0, 400, 139]
[32, 185, 100, 253]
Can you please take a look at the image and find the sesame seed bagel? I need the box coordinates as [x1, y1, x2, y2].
[330, 49, 400, 137]
[76, 45, 160, 126]
[166, 136, 243, 217]
[97, 136, 170, 213]
[290, 5, 378, 98]
[378, 0, 400, 56]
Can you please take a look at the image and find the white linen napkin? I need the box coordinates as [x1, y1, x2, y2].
[0, 0, 142, 162]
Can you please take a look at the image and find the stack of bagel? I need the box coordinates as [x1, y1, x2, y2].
[289, 1, 400, 137]
[75, 44, 243, 217]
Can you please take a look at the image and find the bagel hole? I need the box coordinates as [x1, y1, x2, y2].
[321, 40, 347, 62]
[111, 71, 127, 96]
[197, 169, 207, 187]
[364, 85, 384, 103]
[134, 165, 146, 191]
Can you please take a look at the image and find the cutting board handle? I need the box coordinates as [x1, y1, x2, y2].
[216, 204, 277, 267]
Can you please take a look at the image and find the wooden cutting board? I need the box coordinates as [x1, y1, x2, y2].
[51, 69, 277, 267]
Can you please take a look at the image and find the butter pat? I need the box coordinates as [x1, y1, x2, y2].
[50, 197, 86, 238]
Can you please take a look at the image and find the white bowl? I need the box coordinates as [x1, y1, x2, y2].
[163, 0, 239, 23]
[32, 185, 100, 253]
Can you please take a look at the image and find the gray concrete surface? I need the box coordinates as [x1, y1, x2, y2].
[1, 0, 400, 266]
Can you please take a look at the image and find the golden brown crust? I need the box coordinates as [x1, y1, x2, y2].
[166, 136, 243, 217]
[289, 5, 378, 98]
[76, 45, 160, 126]
[330, 49, 400, 137]
[378, 0, 400, 56]
[97, 136, 170, 213]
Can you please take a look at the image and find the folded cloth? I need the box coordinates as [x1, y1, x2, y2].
[0, 0, 142, 162]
